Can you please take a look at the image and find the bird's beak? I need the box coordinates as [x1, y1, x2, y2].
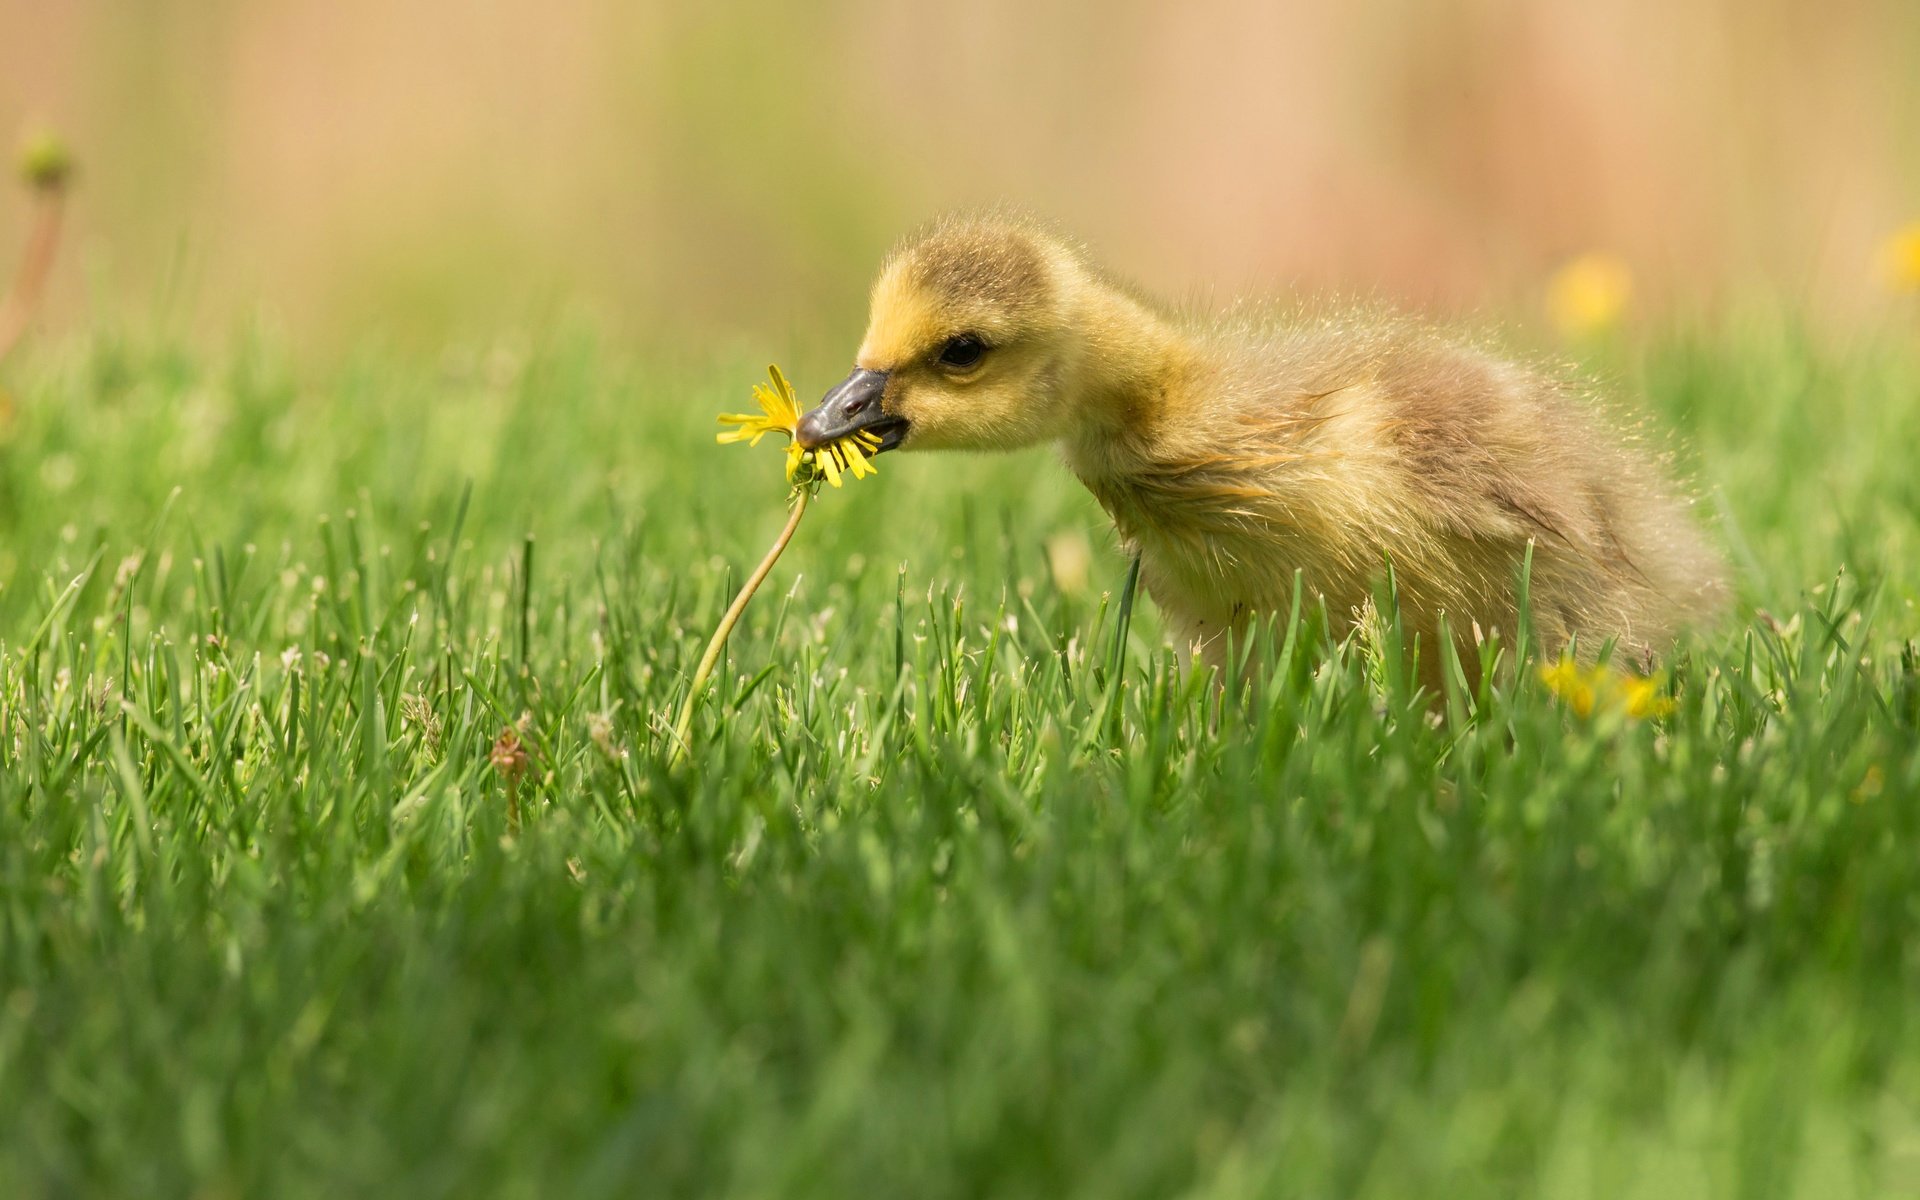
[796, 368, 908, 452]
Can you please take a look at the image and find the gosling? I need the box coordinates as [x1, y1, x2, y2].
[797, 215, 1727, 679]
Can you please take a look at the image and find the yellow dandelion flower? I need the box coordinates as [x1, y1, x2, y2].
[678, 364, 885, 770]
[1538, 658, 1598, 719]
[1546, 253, 1632, 338]
[718, 364, 881, 490]
[816, 438, 842, 487]
[1876, 221, 1920, 295]
[812, 429, 882, 488]
[1539, 657, 1672, 721]
[716, 363, 803, 447]
[1618, 674, 1676, 720]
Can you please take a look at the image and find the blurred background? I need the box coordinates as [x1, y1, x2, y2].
[2, 0, 1918, 354]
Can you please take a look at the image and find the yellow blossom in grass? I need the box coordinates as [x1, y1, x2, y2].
[1539, 657, 1675, 721]
[677, 364, 884, 768]
[717, 364, 882, 489]
[1617, 673, 1675, 720]
[1546, 253, 1633, 338]
[1538, 658, 1598, 718]
[1876, 221, 1920, 294]
[717, 363, 802, 447]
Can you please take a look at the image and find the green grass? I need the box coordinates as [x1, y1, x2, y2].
[1, 316, 1918, 1198]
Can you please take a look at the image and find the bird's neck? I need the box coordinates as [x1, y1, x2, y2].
[1058, 279, 1193, 483]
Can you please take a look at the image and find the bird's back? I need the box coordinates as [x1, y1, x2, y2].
[1071, 312, 1727, 672]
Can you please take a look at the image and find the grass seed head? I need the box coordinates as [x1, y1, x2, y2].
[490, 727, 530, 780]
[17, 132, 72, 192]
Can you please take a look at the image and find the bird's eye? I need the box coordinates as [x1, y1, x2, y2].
[936, 334, 987, 370]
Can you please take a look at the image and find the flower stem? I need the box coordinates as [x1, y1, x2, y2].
[0, 183, 67, 363]
[668, 488, 811, 768]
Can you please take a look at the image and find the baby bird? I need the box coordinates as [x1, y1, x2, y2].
[797, 214, 1726, 678]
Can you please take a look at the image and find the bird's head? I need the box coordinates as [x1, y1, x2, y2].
[799, 216, 1148, 456]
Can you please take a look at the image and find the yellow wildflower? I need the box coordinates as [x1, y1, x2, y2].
[717, 364, 882, 489]
[1617, 673, 1675, 720]
[1538, 656, 1674, 721]
[717, 363, 802, 448]
[1538, 658, 1597, 718]
[1546, 253, 1632, 338]
[679, 364, 884, 768]
[1875, 221, 1920, 294]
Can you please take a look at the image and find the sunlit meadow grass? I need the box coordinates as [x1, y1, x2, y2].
[1, 317, 1918, 1198]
